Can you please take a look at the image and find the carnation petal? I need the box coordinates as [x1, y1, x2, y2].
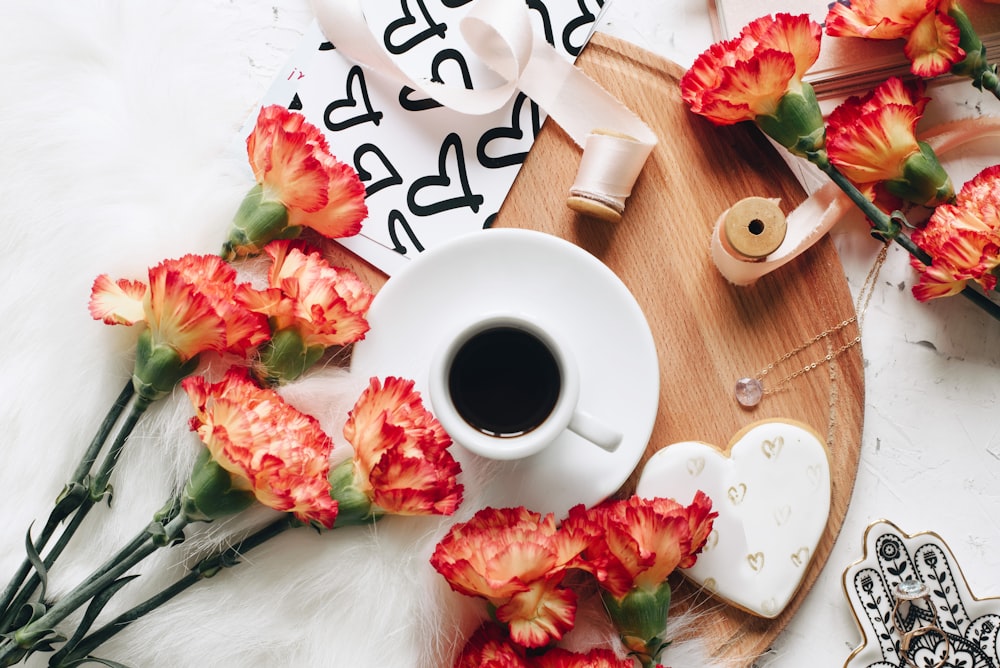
[716, 49, 798, 118]
[904, 10, 963, 77]
[288, 158, 368, 239]
[497, 580, 577, 648]
[368, 450, 463, 516]
[828, 105, 922, 184]
[762, 13, 823, 79]
[89, 274, 148, 325]
[147, 266, 228, 360]
[825, 0, 937, 39]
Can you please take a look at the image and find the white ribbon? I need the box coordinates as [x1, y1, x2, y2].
[310, 0, 657, 221]
[711, 116, 1000, 285]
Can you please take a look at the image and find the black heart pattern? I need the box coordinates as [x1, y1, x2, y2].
[387, 209, 426, 255]
[324, 65, 384, 132]
[562, 0, 603, 56]
[398, 48, 474, 112]
[384, 0, 447, 55]
[477, 93, 541, 169]
[354, 143, 403, 198]
[527, 0, 555, 47]
[407, 132, 484, 216]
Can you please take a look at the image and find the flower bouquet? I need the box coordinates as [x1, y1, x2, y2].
[0, 71, 718, 668]
[430, 494, 717, 668]
[680, 3, 1000, 318]
[0, 101, 471, 667]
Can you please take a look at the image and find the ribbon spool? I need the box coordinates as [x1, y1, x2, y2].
[719, 197, 787, 260]
[310, 0, 656, 222]
[567, 130, 651, 222]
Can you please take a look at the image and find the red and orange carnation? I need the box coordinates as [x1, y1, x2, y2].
[911, 164, 1000, 300]
[680, 14, 826, 155]
[565, 492, 715, 667]
[224, 105, 367, 258]
[181, 367, 339, 529]
[454, 623, 529, 668]
[237, 240, 373, 383]
[567, 492, 716, 599]
[89, 254, 270, 401]
[453, 623, 637, 668]
[826, 77, 953, 207]
[681, 13, 821, 124]
[431, 506, 596, 649]
[825, 0, 967, 77]
[331, 376, 463, 520]
[530, 647, 635, 668]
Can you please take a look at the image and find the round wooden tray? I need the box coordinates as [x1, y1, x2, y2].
[330, 33, 864, 666]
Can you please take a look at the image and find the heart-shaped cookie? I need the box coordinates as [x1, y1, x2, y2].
[636, 419, 831, 618]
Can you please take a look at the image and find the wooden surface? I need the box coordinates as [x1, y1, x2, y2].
[326, 33, 864, 667]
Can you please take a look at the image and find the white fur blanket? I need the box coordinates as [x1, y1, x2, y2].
[0, 2, 725, 666]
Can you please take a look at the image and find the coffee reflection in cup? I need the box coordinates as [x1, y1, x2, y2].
[429, 314, 621, 461]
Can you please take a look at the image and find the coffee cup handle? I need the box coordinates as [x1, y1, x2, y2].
[568, 410, 622, 452]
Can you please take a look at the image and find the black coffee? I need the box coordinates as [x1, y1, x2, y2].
[448, 326, 561, 437]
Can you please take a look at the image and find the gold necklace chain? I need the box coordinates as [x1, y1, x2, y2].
[735, 243, 888, 407]
[756, 315, 860, 392]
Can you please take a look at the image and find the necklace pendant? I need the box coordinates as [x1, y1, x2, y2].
[735, 377, 763, 407]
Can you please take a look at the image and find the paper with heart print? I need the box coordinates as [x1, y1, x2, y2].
[251, 1, 608, 275]
[636, 419, 832, 618]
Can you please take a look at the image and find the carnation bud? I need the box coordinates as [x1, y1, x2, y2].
[600, 581, 673, 666]
[255, 328, 326, 386]
[181, 447, 256, 522]
[132, 329, 201, 403]
[754, 82, 826, 157]
[884, 141, 955, 207]
[222, 184, 296, 260]
[327, 458, 376, 526]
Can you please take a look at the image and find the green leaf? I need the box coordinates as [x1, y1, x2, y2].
[23, 525, 49, 602]
[56, 657, 132, 668]
[53, 482, 88, 518]
[13, 626, 66, 654]
[48, 577, 138, 668]
[16, 601, 48, 628]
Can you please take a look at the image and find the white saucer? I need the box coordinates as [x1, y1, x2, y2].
[350, 228, 659, 518]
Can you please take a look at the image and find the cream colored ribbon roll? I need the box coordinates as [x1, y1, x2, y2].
[310, 0, 657, 222]
[711, 116, 1000, 285]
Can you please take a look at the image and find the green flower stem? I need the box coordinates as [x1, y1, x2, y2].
[0, 395, 152, 633]
[0, 511, 191, 665]
[86, 395, 152, 505]
[947, 4, 1000, 101]
[0, 381, 133, 629]
[68, 381, 136, 484]
[809, 150, 1000, 322]
[51, 517, 296, 667]
[809, 150, 929, 260]
[979, 68, 1000, 100]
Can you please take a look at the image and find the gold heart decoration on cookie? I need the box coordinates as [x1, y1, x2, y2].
[636, 419, 831, 619]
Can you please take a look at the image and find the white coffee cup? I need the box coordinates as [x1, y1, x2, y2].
[428, 312, 622, 460]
